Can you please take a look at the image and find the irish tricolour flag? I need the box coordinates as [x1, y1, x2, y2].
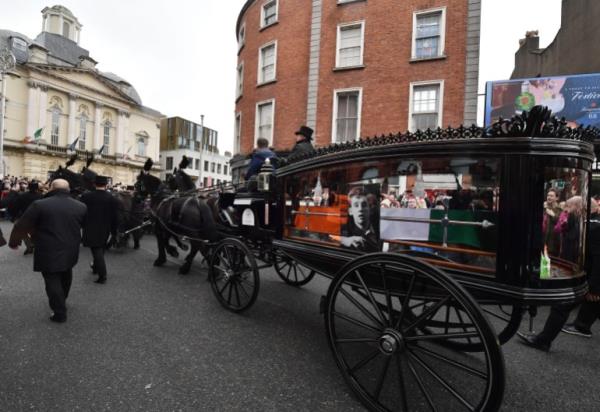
[380, 208, 486, 249]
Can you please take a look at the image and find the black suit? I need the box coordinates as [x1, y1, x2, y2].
[80, 189, 119, 281]
[9, 189, 86, 320]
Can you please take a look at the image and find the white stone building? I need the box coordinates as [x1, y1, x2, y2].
[0, 5, 163, 182]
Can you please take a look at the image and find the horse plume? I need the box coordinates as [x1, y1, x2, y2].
[65, 153, 77, 168]
[143, 158, 153, 171]
[179, 156, 190, 170]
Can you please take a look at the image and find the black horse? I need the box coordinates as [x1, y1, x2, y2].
[112, 191, 146, 249]
[136, 158, 220, 274]
[49, 153, 96, 195]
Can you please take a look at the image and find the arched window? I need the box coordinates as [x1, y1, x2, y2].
[103, 122, 111, 147]
[137, 136, 147, 157]
[51, 107, 61, 145]
[63, 21, 70, 37]
[79, 115, 87, 150]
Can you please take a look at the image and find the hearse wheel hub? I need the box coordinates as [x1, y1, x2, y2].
[379, 329, 405, 355]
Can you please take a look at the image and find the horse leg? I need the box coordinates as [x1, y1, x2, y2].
[174, 236, 189, 251]
[133, 231, 141, 250]
[153, 228, 167, 267]
[179, 242, 199, 275]
[165, 237, 180, 258]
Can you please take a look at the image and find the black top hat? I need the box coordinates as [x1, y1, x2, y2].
[294, 125, 314, 141]
[95, 175, 109, 186]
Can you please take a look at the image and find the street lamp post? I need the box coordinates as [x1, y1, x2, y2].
[0, 47, 16, 179]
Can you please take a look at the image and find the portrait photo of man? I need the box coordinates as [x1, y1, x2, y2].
[340, 187, 380, 252]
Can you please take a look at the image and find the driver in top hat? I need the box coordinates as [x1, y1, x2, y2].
[290, 125, 315, 158]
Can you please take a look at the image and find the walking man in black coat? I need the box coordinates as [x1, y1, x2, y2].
[9, 179, 86, 323]
[80, 176, 118, 284]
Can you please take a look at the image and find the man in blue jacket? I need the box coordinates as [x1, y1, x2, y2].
[245, 137, 275, 180]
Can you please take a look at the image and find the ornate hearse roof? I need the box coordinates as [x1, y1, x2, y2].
[286, 107, 600, 164]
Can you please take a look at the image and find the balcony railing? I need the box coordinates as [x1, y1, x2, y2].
[46, 144, 67, 154]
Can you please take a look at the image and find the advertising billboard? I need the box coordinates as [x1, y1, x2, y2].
[484, 73, 600, 127]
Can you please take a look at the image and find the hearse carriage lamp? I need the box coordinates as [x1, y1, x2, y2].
[257, 157, 274, 192]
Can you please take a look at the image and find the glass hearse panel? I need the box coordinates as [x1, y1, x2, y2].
[540, 166, 589, 280]
[283, 157, 501, 276]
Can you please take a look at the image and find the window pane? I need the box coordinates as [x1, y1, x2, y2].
[340, 26, 361, 48]
[51, 109, 60, 145]
[339, 47, 361, 67]
[541, 167, 589, 279]
[416, 37, 439, 58]
[417, 13, 441, 38]
[261, 45, 276, 81]
[336, 92, 359, 142]
[264, 2, 277, 25]
[258, 102, 273, 141]
[413, 113, 438, 130]
[104, 125, 110, 146]
[338, 25, 362, 67]
[346, 94, 358, 117]
[413, 85, 439, 113]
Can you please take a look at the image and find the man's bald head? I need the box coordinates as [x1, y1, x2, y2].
[50, 179, 70, 191]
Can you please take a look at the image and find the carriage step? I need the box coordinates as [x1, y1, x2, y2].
[319, 296, 327, 314]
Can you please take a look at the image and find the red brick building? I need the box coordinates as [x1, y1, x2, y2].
[233, 0, 480, 159]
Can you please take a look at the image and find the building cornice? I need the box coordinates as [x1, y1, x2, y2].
[25, 71, 163, 122]
[26, 64, 138, 105]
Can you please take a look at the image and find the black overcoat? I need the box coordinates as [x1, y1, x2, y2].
[9, 190, 86, 272]
[80, 189, 119, 247]
[289, 140, 314, 158]
[15, 191, 42, 219]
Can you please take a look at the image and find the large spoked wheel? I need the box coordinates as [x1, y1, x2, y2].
[273, 250, 316, 287]
[209, 238, 259, 313]
[324, 253, 505, 412]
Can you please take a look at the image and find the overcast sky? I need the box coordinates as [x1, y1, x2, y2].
[0, 0, 563, 152]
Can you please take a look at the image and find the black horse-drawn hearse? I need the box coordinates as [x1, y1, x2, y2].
[137, 107, 599, 411]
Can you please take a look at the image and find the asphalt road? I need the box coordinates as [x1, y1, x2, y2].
[1, 219, 599, 411]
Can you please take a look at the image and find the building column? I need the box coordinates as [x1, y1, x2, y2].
[68, 93, 77, 145]
[123, 112, 130, 157]
[26, 82, 38, 139]
[93, 103, 103, 151]
[38, 86, 48, 137]
[305, 0, 323, 134]
[116, 110, 129, 156]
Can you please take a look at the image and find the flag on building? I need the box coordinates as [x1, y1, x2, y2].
[67, 137, 79, 152]
[122, 145, 132, 160]
[33, 127, 44, 142]
[98, 144, 106, 155]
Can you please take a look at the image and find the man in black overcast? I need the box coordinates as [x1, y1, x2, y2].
[9, 179, 86, 323]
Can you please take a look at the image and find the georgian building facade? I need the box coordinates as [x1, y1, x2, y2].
[1, 5, 163, 183]
[233, 0, 481, 157]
